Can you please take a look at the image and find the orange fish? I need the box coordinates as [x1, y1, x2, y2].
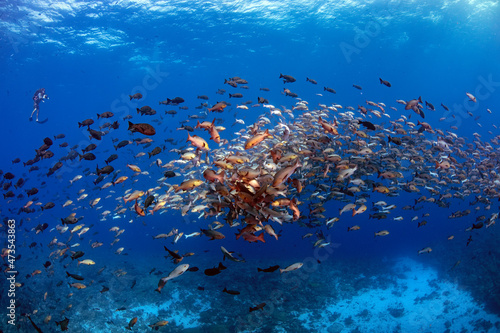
[208, 122, 221, 144]
[113, 176, 128, 186]
[134, 200, 145, 216]
[124, 190, 144, 203]
[263, 225, 279, 241]
[173, 179, 204, 193]
[352, 205, 367, 217]
[154, 279, 166, 293]
[290, 178, 303, 193]
[435, 160, 452, 169]
[208, 102, 227, 112]
[148, 320, 169, 328]
[203, 169, 225, 183]
[126, 317, 137, 330]
[195, 120, 214, 130]
[244, 129, 273, 149]
[289, 198, 300, 221]
[318, 116, 338, 135]
[270, 149, 282, 163]
[187, 133, 209, 151]
[273, 160, 302, 187]
[241, 232, 265, 243]
[68, 282, 86, 289]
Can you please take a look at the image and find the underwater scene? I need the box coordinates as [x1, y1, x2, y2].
[1, 0, 500, 332]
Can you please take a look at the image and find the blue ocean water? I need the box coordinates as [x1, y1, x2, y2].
[1, 1, 500, 332]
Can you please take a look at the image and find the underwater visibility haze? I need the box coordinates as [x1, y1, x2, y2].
[1, 0, 500, 332]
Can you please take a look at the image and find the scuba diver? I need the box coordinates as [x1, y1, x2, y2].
[30, 88, 49, 123]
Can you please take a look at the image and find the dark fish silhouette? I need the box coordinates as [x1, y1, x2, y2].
[379, 78, 391, 87]
[357, 120, 376, 130]
[204, 262, 226, 276]
[257, 265, 280, 273]
[66, 271, 84, 281]
[222, 287, 240, 295]
[279, 73, 296, 83]
[129, 93, 143, 100]
[128, 121, 156, 136]
[249, 303, 266, 312]
[55, 317, 70, 331]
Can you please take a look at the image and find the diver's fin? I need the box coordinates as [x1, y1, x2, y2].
[36, 118, 48, 124]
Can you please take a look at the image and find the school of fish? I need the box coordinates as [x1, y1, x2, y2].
[1, 74, 498, 331]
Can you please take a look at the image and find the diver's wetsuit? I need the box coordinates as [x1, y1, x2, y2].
[30, 88, 47, 122]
